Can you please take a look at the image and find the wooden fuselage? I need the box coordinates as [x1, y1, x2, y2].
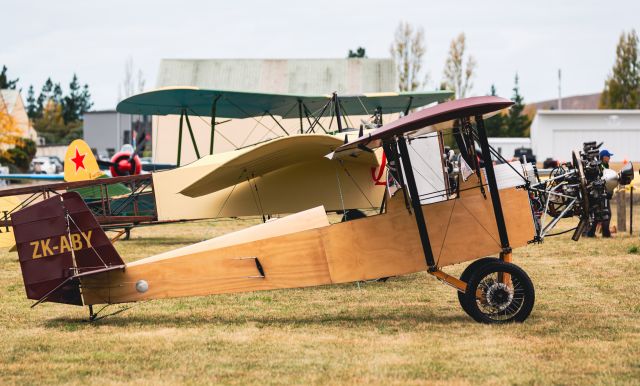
[80, 181, 535, 306]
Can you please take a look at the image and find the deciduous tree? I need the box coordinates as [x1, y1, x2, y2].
[390, 22, 426, 92]
[0, 109, 25, 165]
[442, 33, 476, 99]
[600, 29, 640, 109]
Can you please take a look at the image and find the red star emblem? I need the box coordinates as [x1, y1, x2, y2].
[70, 148, 86, 172]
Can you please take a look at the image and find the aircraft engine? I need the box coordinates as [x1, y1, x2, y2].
[109, 151, 142, 177]
[528, 141, 633, 241]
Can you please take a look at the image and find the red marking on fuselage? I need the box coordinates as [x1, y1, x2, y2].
[371, 152, 387, 186]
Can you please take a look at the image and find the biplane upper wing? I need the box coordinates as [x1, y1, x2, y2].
[179, 134, 377, 198]
[116, 87, 453, 118]
[332, 96, 514, 158]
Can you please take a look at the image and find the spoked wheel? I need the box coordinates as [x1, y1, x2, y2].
[457, 257, 499, 312]
[462, 261, 535, 324]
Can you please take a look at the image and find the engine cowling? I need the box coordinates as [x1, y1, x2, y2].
[109, 151, 142, 177]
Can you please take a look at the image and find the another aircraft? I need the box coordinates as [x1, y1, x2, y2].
[0, 88, 453, 237]
[12, 96, 632, 323]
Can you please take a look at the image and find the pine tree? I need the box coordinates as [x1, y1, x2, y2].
[484, 84, 505, 136]
[0, 66, 19, 89]
[503, 74, 531, 137]
[78, 83, 93, 118]
[63, 74, 81, 123]
[52, 82, 63, 104]
[348, 47, 367, 58]
[600, 29, 640, 109]
[26, 85, 39, 119]
[37, 78, 54, 112]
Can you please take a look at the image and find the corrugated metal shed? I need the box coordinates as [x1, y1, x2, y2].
[156, 58, 396, 94]
[152, 58, 399, 163]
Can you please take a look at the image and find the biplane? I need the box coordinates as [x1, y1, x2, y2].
[0, 88, 452, 240]
[12, 95, 633, 323]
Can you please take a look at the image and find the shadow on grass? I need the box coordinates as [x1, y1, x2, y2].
[43, 308, 470, 329]
[120, 237, 199, 246]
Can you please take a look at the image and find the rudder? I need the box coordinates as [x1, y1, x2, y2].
[12, 192, 125, 306]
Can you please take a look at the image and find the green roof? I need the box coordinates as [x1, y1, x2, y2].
[116, 87, 453, 119]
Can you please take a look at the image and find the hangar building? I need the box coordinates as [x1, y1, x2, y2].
[530, 110, 640, 163]
[151, 58, 398, 164]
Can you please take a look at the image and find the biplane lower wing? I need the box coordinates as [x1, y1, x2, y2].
[152, 134, 385, 221]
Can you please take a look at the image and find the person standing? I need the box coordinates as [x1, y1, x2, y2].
[586, 149, 613, 238]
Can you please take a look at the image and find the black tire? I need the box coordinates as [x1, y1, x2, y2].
[462, 261, 535, 324]
[457, 257, 499, 309]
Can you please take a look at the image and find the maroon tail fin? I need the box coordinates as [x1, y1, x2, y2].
[11, 192, 125, 306]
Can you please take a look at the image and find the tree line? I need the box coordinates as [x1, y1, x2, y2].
[1, 66, 93, 145]
[0, 66, 93, 171]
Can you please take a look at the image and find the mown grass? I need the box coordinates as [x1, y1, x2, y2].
[1, 215, 639, 385]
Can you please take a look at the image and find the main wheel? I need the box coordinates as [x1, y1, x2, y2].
[457, 257, 499, 309]
[462, 261, 535, 324]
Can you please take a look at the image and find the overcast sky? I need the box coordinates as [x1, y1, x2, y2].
[2, 0, 638, 109]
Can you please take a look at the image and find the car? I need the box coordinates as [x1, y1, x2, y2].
[47, 156, 63, 173]
[30, 157, 59, 174]
[513, 147, 537, 164]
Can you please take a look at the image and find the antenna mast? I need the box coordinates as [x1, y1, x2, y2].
[557, 69, 562, 110]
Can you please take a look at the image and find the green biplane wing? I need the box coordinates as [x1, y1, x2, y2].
[69, 175, 132, 201]
[116, 87, 453, 119]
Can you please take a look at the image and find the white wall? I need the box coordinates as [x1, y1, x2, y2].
[36, 145, 67, 160]
[83, 112, 132, 157]
[488, 137, 531, 160]
[531, 110, 640, 162]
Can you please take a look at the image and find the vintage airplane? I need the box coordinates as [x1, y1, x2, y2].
[12, 95, 633, 323]
[0, 88, 453, 240]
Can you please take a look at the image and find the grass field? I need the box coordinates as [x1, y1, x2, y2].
[1, 215, 639, 385]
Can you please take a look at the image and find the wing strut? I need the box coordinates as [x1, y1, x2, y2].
[210, 95, 221, 154]
[177, 109, 184, 166]
[396, 136, 436, 269]
[474, 114, 511, 253]
[184, 112, 200, 160]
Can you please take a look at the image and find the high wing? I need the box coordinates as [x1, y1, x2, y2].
[332, 96, 514, 159]
[116, 87, 453, 118]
